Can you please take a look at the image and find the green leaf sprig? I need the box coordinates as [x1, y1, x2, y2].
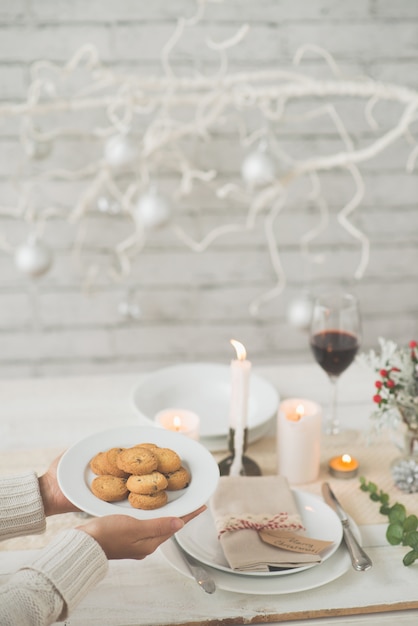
[359, 476, 418, 566]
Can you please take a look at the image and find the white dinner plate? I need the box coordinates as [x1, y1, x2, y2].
[131, 363, 279, 450]
[160, 510, 362, 595]
[57, 425, 220, 520]
[175, 491, 343, 577]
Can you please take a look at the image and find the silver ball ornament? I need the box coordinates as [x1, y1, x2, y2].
[118, 300, 142, 321]
[287, 294, 314, 331]
[25, 137, 53, 161]
[97, 196, 121, 215]
[241, 143, 276, 188]
[134, 188, 171, 230]
[14, 237, 53, 278]
[104, 134, 138, 169]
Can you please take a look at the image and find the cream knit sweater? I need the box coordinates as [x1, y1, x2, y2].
[0, 471, 108, 625]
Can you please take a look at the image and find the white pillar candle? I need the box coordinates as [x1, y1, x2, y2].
[228, 339, 251, 476]
[277, 398, 322, 484]
[154, 408, 200, 440]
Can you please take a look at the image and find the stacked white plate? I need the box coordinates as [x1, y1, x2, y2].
[131, 362, 279, 451]
[160, 490, 362, 595]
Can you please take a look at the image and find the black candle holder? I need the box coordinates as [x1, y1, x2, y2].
[218, 427, 261, 476]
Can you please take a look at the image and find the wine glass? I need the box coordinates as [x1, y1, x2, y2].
[309, 292, 361, 436]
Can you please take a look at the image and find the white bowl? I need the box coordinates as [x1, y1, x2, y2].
[131, 362, 279, 451]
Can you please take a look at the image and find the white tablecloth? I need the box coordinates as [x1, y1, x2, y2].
[1, 362, 418, 625]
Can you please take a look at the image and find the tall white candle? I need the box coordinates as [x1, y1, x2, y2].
[277, 398, 322, 484]
[228, 339, 251, 476]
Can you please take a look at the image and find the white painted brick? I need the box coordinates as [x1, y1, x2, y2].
[0, 292, 32, 326]
[0, 1, 417, 378]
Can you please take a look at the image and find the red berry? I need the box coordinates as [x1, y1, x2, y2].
[409, 340, 417, 348]
[386, 379, 395, 388]
[373, 394, 382, 404]
[391, 367, 400, 372]
[375, 381, 383, 389]
[380, 369, 388, 377]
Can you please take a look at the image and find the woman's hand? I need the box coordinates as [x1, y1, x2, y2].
[38, 454, 80, 516]
[77, 506, 206, 560]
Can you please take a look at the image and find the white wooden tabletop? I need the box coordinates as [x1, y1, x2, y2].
[1, 362, 417, 625]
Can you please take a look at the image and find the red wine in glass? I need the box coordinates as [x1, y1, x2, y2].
[309, 293, 361, 435]
[310, 330, 359, 377]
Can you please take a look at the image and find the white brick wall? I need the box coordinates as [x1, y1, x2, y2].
[0, 0, 417, 378]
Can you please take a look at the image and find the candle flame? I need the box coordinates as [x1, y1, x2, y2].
[173, 415, 182, 431]
[286, 404, 305, 422]
[342, 454, 352, 464]
[230, 339, 246, 361]
[296, 404, 305, 419]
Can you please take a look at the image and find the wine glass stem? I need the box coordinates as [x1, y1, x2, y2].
[327, 376, 339, 435]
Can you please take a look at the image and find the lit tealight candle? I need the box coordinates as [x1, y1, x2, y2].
[154, 408, 200, 440]
[277, 398, 322, 484]
[328, 453, 359, 479]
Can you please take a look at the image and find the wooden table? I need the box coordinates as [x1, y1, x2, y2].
[1, 362, 418, 625]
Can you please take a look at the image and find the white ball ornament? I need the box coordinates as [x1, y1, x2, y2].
[104, 134, 138, 169]
[14, 236, 53, 279]
[134, 188, 171, 230]
[241, 142, 276, 188]
[96, 196, 121, 215]
[287, 294, 314, 331]
[25, 137, 53, 161]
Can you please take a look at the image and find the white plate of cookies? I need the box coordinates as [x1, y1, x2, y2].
[57, 425, 220, 520]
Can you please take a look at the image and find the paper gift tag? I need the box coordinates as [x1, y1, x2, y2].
[259, 529, 333, 555]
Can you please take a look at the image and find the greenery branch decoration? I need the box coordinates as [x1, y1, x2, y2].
[359, 477, 418, 566]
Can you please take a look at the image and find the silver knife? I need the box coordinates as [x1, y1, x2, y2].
[173, 536, 216, 593]
[322, 482, 372, 572]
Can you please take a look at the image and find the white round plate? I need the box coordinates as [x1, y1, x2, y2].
[57, 425, 220, 520]
[160, 508, 362, 595]
[175, 490, 342, 577]
[131, 363, 279, 448]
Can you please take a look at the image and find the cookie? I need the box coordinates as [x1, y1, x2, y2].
[116, 446, 158, 475]
[126, 471, 168, 495]
[152, 447, 182, 474]
[91, 475, 129, 502]
[103, 447, 130, 478]
[89, 451, 109, 475]
[128, 490, 168, 510]
[165, 466, 191, 491]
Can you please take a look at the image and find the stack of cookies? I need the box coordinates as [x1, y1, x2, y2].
[89, 443, 191, 510]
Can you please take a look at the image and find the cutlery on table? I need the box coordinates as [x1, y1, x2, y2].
[321, 482, 373, 572]
[173, 536, 216, 594]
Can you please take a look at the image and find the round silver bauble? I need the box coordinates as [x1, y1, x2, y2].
[96, 196, 121, 215]
[286, 294, 314, 331]
[25, 137, 53, 161]
[241, 144, 276, 188]
[134, 188, 171, 230]
[14, 237, 53, 278]
[104, 134, 138, 169]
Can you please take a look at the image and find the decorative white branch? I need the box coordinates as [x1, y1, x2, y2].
[1, 0, 417, 317]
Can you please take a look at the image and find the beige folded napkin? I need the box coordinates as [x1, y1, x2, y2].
[209, 475, 321, 572]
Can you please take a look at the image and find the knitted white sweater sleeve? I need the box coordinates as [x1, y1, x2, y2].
[0, 472, 108, 625]
[0, 471, 46, 539]
[0, 529, 108, 625]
